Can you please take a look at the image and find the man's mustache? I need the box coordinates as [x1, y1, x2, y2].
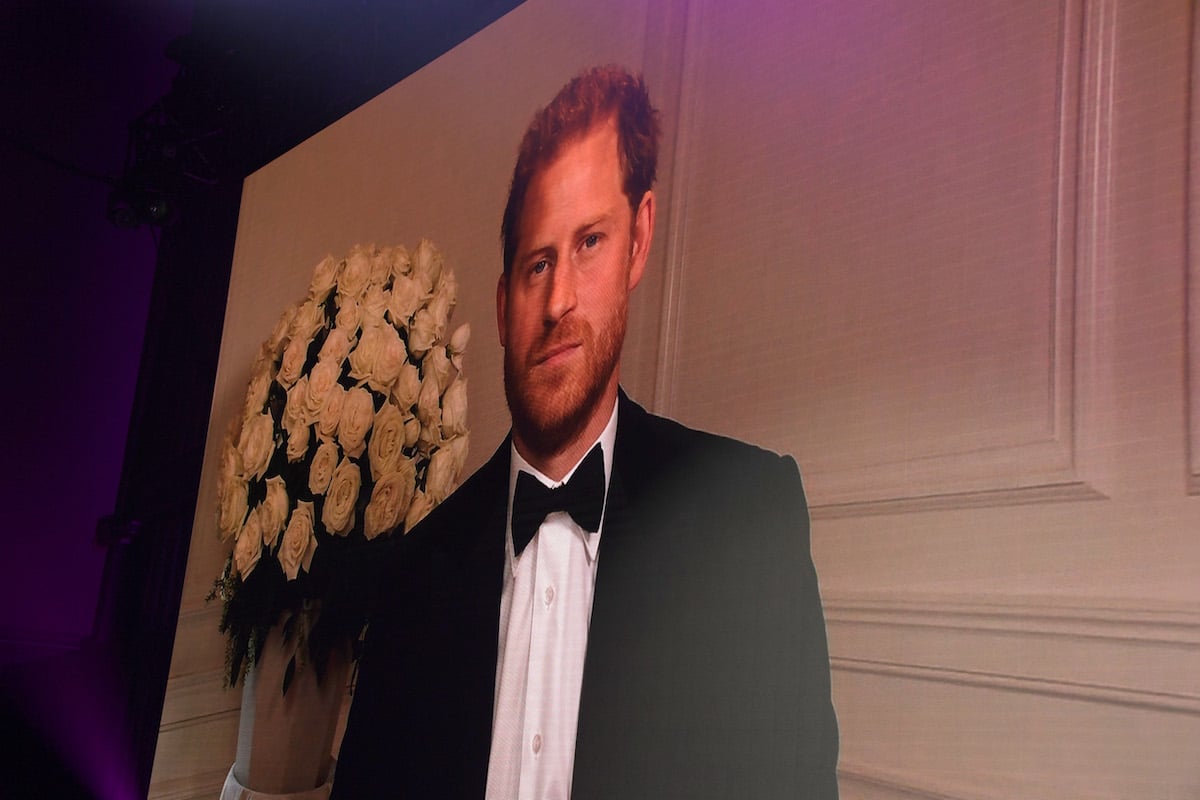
[531, 318, 590, 364]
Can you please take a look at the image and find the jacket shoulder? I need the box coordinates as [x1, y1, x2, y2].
[620, 394, 799, 482]
[403, 438, 508, 545]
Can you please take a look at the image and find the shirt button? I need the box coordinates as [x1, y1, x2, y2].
[544, 585, 556, 606]
[532, 733, 542, 754]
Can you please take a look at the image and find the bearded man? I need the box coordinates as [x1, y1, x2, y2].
[333, 65, 839, 799]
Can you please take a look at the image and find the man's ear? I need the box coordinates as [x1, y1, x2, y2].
[496, 271, 508, 348]
[628, 189, 655, 291]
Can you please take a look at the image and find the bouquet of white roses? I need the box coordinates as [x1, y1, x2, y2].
[210, 239, 469, 691]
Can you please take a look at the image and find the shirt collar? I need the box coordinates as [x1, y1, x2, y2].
[505, 399, 618, 571]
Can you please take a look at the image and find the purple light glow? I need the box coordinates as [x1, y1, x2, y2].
[1, 1, 192, 796]
[5, 647, 140, 798]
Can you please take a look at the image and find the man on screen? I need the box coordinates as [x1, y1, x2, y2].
[333, 65, 839, 799]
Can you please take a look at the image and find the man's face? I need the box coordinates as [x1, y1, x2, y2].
[497, 118, 654, 459]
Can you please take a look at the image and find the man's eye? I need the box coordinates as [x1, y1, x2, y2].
[531, 259, 549, 275]
[583, 233, 600, 249]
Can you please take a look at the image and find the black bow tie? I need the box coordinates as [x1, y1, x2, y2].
[511, 444, 605, 556]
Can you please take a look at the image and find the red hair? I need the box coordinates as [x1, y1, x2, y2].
[500, 65, 661, 274]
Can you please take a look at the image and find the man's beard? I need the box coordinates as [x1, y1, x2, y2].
[504, 293, 627, 458]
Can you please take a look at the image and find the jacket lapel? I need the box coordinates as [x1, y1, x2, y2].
[408, 439, 510, 793]
[572, 392, 658, 795]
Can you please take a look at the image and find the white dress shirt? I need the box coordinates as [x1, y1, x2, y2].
[485, 403, 617, 800]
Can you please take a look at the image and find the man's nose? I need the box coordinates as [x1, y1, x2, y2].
[544, 261, 577, 323]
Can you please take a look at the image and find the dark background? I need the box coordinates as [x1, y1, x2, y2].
[0, 1, 522, 796]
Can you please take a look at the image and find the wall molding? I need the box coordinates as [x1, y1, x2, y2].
[832, 656, 1200, 716]
[159, 706, 240, 736]
[838, 760, 1040, 800]
[825, 592, 1200, 715]
[811, 479, 1105, 519]
[651, 0, 700, 417]
[1187, 0, 1200, 493]
[167, 603, 228, 678]
[824, 593, 1200, 644]
[159, 667, 239, 727]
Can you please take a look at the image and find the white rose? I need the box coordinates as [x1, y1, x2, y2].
[309, 254, 340, 300]
[404, 489, 435, 533]
[238, 412, 275, 481]
[306, 357, 341, 418]
[217, 475, 248, 542]
[403, 414, 421, 448]
[441, 377, 468, 438]
[290, 299, 325, 343]
[266, 308, 293, 357]
[407, 308, 438, 358]
[218, 436, 242, 491]
[278, 334, 309, 389]
[243, 362, 273, 419]
[338, 387, 375, 458]
[318, 384, 346, 440]
[234, 512, 264, 578]
[416, 370, 441, 428]
[367, 402, 406, 480]
[433, 269, 457, 319]
[339, 247, 371, 298]
[284, 376, 309, 424]
[423, 346, 451, 393]
[412, 239, 444, 294]
[387, 273, 424, 325]
[363, 464, 415, 540]
[369, 246, 393, 287]
[425, 445, 457, 503]
[361, 283, 388, 325]
[322, 458, 362, 536]
[426, 288, 452, 341]
[335, 296, 362, 335]
[417, 418, 440, 456]
[225, 408, 246, 455]
[259, 476, 289, 548]
[309, 438, 340, 495]
[392, 363, 421, 410]
[279, 500, 318, 580]
[318, 328, 352, 364]
[390, 244, 412, 276]
[448, 323, 470, 371]
[286, 418, 311, 462]
[283, 379, 312, 462]
[446, 432, 470, 476]
[347, 326, 383, 384]
[252, 342, 276, 374]
[373, 325, 406, 390]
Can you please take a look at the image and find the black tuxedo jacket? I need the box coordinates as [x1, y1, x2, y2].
[333, 392, 839, 798]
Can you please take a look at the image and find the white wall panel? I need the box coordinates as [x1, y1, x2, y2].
[652, 0, 1197, 795]
[660, 0, 1115, 513]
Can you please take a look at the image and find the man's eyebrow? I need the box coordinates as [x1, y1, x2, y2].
[517, 210, 620, 263]
[517, 241, 556, 265]
[575, 212, 613, 236]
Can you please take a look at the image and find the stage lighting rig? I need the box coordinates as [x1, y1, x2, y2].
[106, 50, 230, 230]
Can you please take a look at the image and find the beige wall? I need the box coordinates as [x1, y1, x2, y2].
[153, 0, 1200, 797]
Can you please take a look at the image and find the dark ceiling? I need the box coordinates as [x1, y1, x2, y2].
[116, 0, 528, 225]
